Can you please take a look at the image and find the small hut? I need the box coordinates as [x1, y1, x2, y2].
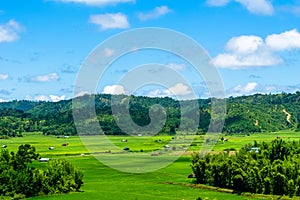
[250, 147, 259, 153]
[39, 158, 50, 162]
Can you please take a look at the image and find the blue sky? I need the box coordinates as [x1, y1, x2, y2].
[1, 0, 300, 101]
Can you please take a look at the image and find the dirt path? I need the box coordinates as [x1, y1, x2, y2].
[282, 109, 291, 123]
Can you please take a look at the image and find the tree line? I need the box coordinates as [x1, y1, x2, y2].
[191, 139, 300, 197]
[0, 144, 83, 199]
[1, 92, 300, 136]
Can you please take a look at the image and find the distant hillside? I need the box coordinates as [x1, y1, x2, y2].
[1, 92, 300, 136]
[224, 93, 300, 133]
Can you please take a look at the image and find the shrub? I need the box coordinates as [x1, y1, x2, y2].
[42, 158, 83, 194]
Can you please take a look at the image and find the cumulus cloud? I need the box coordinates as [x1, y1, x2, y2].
[57, 0, 134, 6]
[29, 73, 59, 82]
[0, 98, 7, 103]
[89, 13, 129, 30]
[213, 52, 282, 69]
[227, 82, 259, 96]
[234, 82, 258, 93]
[74, 91, 91, 97]
[206, 0, 274, 15]
[0, 20, 23, 43]
[32, 94, 66, 102]
[0, 74, 9, 80]
[148, 83, 192, 99]
[102, 85, 125, 95]
[168, 83, 192, 96]
[236, 0, 274, 15]
[226, 35, 263, 54]
[213, 29, 300, 69]
[138, 6, 172, 21]
[265, 29, 300, 51]
[49, 95, 66, 102]
[227, 82, 300, 97]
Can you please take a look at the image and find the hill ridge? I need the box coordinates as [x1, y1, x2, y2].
[1, 92, 300, 136]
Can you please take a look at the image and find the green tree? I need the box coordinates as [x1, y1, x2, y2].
[42, 158, 83, 194]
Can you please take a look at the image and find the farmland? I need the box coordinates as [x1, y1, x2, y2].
[2, 131, 300, 199]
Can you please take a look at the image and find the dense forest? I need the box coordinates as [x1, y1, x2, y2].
[1, 92, 300, 136]
[191, 139, 300, 197]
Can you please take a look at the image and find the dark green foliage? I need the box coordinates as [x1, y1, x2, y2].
[42, 159, 83, 194]
[0, 145, 41, 198]
[0, 145, 83, 198]
[224, 92, 300, 133]
[2, 92, 300, 136]
[191, 139, 300, 197]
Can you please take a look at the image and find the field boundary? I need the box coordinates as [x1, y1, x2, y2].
[164, 182, 298, 199]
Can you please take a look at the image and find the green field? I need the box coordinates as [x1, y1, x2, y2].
[2, 131, 300, 200]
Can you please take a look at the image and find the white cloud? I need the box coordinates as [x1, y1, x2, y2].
[206, 0, 274, 15]
[138, 6, 172, 21]
[226, 35, 263, 54]
[213, 29, 300, 69]
[168, 83, 192, 96]
[89, 13, 129, 30]
[74, 91, 91, 97]
[31, 94, 66, 102]
[227, 83, 300, 97]
[33, 95, 50, 101]
[213, 52, 282, 69]
[166, 63, 186, 71]
[0, 20, 22, 43]
[147, 83, 192, 98]
[31, 73, 59, 82]
[228, 82, 258, 96]
[50, 95, 66, 102]
[265, 29, 300, 51]
[0, 74, 9, 80]
[236, 0, 274, 15]
[102, 85, 125, 95]
[0, 98, 6, 103]
[234, 82, 258, 93]
[147, 89, 166, 97]
[57, 0, 134, 6]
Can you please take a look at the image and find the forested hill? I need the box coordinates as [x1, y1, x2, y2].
[1, 92, 300, 136]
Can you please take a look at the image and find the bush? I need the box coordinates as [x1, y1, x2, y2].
[42, 159, 83, 194]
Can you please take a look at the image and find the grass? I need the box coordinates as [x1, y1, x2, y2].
[29, 156, 264, 200]
[1, 131, 299, 199]
[213, 131, 300, 152]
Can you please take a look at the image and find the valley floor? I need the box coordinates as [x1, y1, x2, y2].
[1, 131, 300, 199]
